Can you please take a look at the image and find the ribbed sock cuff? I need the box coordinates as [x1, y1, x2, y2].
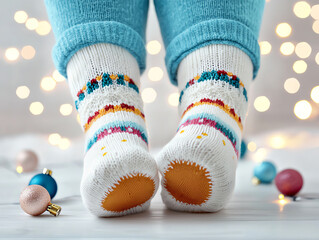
[166, 19, 260, 86]
[52, 21, 146, 79]
[177, 44, 253, 92]
[67, 43, 140, 101]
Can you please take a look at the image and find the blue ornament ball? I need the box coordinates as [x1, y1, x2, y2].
[29, 169, 57, 199]
[254, 161, 277, 184]
[240, 140, 247, 159]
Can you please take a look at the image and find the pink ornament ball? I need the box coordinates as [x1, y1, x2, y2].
[275, 169, 303, 196]
[20, 185, 51, 216]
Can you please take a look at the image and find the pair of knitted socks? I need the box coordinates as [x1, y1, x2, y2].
[67, 43, 252, 217]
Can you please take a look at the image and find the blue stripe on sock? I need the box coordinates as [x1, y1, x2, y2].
[86, 121, 148, 151]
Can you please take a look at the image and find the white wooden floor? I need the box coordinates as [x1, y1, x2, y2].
[1, 158, 319, 239]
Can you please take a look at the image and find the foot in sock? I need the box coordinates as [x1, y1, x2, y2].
[67, 43, 159, 217]
[157, 45, 253, 212]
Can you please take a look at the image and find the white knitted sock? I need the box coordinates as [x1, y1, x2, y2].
[67, 43, 159, 217]
[157, 44, 253, 212]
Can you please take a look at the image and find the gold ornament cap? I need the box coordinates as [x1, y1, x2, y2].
[43, 168, 52, 176]
[252, 176, 261, 185]
[47, 203, 61, 216]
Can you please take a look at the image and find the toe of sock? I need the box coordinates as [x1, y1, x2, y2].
[162, 160, 212, 206]
[157, 128, 237, 212]
[80, 142, 159, 217]
[100, 173, 155, 213]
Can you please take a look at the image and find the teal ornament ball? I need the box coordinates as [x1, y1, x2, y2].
[29, 168, 57, 199]
[240, 140, 247, 159]
[254, 161, 277, 184]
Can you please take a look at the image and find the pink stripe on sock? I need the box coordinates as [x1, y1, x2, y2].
[96, 127, 147, 144]
[180, 117, 239, 157]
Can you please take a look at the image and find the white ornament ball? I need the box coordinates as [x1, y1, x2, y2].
[16, 150, 38, 173]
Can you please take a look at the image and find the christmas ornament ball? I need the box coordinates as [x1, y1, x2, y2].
[16, 150, 38, 173]
[20, 185, 50, 216]
[240, 140, 247, 159]
[275, 169, 303, 196]
[29, 169, 58, 199]
[254, 161, 277, 184]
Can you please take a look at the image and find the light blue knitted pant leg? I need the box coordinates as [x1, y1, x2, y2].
[154, 0, 265, 85]
[44, 0, 149, 78]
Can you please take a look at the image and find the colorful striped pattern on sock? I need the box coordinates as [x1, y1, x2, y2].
[181, 98, 243, 132]
[179, 70, 247, 104]
[84, 103, 145, 132]
[86, 121, 148, 151]
[75, 73, 139, 110]
[177, 113, 239, 157]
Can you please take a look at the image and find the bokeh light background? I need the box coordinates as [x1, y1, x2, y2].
[1, 0, 319, 163]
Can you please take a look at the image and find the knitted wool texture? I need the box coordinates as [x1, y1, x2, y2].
[67, 43, 159, 217]
[154, 0, 264, 85]
[157, 44, 253, 212]
[44, 0, 264, 84]
[44, 0, 149, 78]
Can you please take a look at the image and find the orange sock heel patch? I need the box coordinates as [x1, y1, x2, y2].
[164, 160, 212, 205]
[101, 174, 155, 212]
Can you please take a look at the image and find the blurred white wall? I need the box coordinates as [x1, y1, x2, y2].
[0, 0, 318, 153]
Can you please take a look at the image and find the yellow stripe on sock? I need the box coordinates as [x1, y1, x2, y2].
[181, 100, 243, 132]
[84, 105, 145, 132]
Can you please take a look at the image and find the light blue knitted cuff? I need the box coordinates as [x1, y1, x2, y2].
[165, 19, 260, 86]
[52, 21, 146, 78]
